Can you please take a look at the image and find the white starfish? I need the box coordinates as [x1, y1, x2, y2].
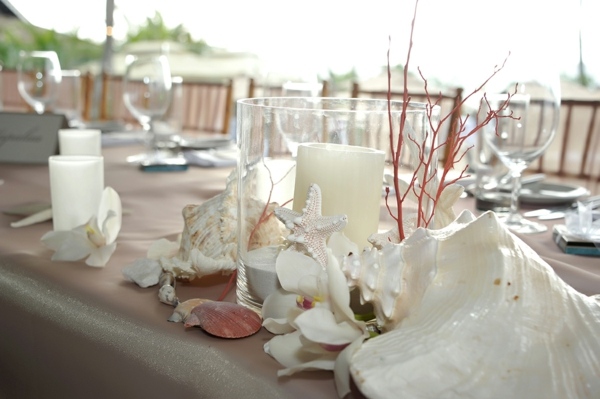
[274, 184, 347, 267]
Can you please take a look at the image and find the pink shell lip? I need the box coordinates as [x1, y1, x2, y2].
[185, 301, 262, 339]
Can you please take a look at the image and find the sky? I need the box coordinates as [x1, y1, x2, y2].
[7, 0, 600, 91]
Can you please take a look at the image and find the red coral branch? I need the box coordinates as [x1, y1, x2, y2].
[386, 0, 514, 238]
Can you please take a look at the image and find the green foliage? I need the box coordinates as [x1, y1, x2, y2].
[123, 12, 209, 55]
[0, 20, 103, 69]
[0, 12, 209, 71]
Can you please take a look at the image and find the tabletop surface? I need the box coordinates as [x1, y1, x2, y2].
[0, 144, 598, 399]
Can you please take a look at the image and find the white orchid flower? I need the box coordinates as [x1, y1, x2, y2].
[263, 242, 369, 398]
[41, 186, 122, 267]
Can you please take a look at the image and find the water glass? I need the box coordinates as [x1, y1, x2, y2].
[236, 97, 437, 312]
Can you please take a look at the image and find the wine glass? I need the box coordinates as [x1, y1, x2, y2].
[482, 67, 560, 234]
[122, 54, 172, 163]
[17, 50, 62, 114]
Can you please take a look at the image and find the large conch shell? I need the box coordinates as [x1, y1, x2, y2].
[161, 170, 284, 279]
[345, 210, 600, 399]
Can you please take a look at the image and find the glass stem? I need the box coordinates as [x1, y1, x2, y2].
[507, 168, 523, 223]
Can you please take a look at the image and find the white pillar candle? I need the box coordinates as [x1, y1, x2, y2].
[294, 143, 385, 250]
[58, 129, 102, 156]
[49, 155, 104, 231]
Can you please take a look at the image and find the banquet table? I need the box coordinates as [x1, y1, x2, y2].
[0, 144, 599, 399]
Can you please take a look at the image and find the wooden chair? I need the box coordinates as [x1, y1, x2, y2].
[534, 98, 600, 181]
[247, 78, 329, 98]
[99, 73, 233, 134]
[81, 71, 95, 121]
[179, 78, 233, 134]
[1, 68, 93, 121]
[350, 81, 464, 161]
[0, 68, 31, 112]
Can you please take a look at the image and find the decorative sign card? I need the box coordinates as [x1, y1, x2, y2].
[0, 112, 68, 163]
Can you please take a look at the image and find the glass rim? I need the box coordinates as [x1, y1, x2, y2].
[237, 96, 438, 114]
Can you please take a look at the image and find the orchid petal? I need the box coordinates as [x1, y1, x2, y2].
[296, 274, 321, 298]
[45, 231, 94, 261]
[334, 336, 368, 398]
[265, 331, 336, 372]
[98, 187, 122, 244]
[295, 307, 362, 345]
[263, 317, 296, 335]
[41, 230, 78, 251]
[276, 250, 322, 292]
[262, 288, 298, 320]
[277, 357, 337, 377]
[85, 242, 117, 267]
[327, 232, 358, 258]
[325, 253, 355, 323]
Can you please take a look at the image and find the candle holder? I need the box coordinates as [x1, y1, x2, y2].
[236, 97, 438, 313]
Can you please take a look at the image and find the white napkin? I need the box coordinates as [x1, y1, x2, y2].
[183, 147, 238, 167]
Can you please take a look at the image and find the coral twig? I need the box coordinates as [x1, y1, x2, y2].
[386, 0, 514, 239]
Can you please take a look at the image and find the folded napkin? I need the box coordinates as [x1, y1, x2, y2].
[183, 147, 238, 167]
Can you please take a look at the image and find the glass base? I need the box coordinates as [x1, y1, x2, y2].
[497, 213, 548, 234]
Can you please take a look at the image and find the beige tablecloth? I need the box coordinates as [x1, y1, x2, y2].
[0, 145, 598, 399]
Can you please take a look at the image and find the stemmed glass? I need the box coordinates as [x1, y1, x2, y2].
[17, 50, 62, 114]
[482, 66, 560, 234]
[122, 54, 172, 163]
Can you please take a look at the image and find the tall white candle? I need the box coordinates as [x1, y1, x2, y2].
[293, 143, 385, 250]
[58, 129, 102, 156]
[49, 155, 104, 231]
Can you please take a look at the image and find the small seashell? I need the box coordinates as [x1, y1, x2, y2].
[122, 258, 163, 288]
[184, 301, 262, 339]
[167, 298, 211, 323]
[158, 285, 178, 306]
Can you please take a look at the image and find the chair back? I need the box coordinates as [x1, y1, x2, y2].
[0, 68, 31, 112]
[350, 82, 463, 161]
[99, 74, 233, 134]
[180, 78, 233, 134]
[535, 98, 600, 180]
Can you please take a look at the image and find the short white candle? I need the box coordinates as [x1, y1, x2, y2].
[58, 129, 102, 156]
[49, 155, 104, 231]
[294, 143, 385, 250]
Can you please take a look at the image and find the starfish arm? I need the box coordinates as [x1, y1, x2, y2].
[275, 207, 303, 230]
[301, 184, 323, 219]
[314, 215, 348, 235]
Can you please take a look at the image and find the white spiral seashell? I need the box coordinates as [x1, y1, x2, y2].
[161, 170, 285, 279]
[348, 210, 600, 399]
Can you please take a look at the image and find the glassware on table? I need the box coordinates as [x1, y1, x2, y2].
[17, 50, 62, 114]
[483, 73, 560, 233]
[54, 70, 84, 127]
[236, 97, 439, 313]
[122, 54, 172, 163]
